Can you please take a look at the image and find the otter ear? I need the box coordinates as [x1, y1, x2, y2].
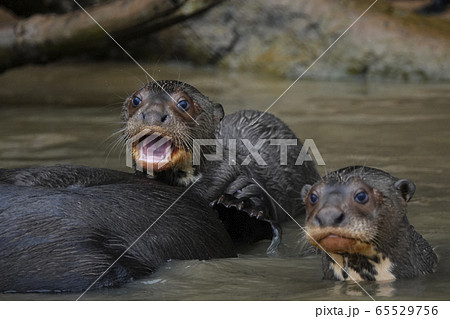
[212, 103, 224, 123]
[301, 184, 312, 201]
[394, 179, 416, 202]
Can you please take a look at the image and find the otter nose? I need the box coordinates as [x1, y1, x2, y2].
[313, 208, 346, 227]
[141, 111, 169, 125]
[140, 94, 171, 125]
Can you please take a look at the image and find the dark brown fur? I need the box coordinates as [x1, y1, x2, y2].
[0, 173, 236, 293]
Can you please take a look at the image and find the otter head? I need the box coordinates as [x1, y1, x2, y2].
[122, 80, 224, 185]
[301, 166, 416, 258]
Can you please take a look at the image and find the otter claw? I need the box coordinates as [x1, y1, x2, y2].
[212, 194, 269, 221]
[217, 195, 226, 205]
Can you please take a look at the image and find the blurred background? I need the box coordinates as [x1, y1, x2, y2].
[0, 0, 449, 79]
[0, 0, 449, 300]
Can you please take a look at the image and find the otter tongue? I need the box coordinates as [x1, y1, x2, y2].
[139, 135, 172, 163]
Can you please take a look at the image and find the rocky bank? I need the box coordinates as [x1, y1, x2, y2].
[139, 0, 450, 81]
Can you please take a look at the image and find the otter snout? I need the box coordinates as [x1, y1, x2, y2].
[141, 108, 170, 125]
[313, 207, 346, 227]
[141, 97, 171, 126]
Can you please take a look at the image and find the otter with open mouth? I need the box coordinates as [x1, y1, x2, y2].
[122, 80, 320, 251]
[122, 80, 224, 186]
[301, 166, 438, 281]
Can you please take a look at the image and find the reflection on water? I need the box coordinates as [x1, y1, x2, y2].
[0, 63, 449, 300]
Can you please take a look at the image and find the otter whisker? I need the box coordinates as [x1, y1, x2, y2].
[104, 134, 129, 163]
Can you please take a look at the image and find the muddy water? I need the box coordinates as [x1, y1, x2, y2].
[0, 63, 449, 301]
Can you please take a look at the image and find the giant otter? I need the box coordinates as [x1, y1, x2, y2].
[3, 80, 320, 250]
[122, 81, 320, 249]
[121, 80, 225, 186]
[301, 166, 438, 281]
[0, 176, 236, 293]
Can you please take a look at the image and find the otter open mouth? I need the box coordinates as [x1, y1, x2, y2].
[131, 131, 194, 174]
[133, 134, 174, 171]
[139, 135, 173, 163]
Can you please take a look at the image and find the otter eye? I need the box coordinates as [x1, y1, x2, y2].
[177, 100, 189, 111]
[132, 96, 142, 107]
[355, 191, 368, 204]
[309, 193, 319, 205]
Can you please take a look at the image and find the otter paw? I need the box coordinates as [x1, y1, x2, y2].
[210, 194, 268, 220]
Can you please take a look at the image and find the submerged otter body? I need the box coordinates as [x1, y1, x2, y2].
[0, 175, 235, 293]
[0, 165, 135, 188]
[301, 166, 438, 281]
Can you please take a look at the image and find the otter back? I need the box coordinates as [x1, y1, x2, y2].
[0, 181, 236, 293]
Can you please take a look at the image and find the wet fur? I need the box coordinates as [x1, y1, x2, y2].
[199, 110, 320, 224]
[0, 175, 235, 293]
